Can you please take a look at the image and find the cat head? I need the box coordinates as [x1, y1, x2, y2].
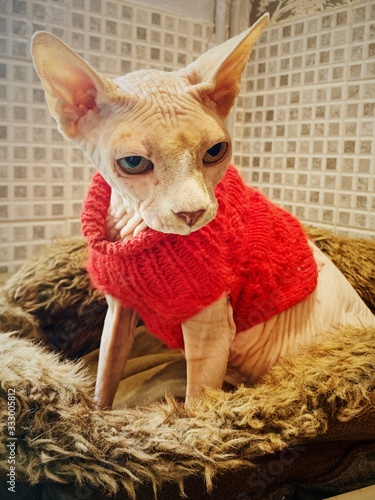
[31, 14, 268, 235]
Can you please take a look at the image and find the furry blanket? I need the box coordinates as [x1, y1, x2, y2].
[0, 227, 374, 499]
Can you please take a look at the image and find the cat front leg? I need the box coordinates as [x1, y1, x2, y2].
[182, 294, 236, 405]
[94, 295, 138, 409]
[94, 192, 143, 409]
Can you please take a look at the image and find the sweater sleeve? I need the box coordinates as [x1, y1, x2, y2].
[81, 172, 111, 246]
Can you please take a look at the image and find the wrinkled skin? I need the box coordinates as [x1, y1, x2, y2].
[31, 15, 375, 409]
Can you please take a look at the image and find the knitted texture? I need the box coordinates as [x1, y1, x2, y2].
[81, 166, 318, 349]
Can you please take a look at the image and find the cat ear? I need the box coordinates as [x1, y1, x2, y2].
[183, 13, 269, 118]
[31, 32, 119, 138]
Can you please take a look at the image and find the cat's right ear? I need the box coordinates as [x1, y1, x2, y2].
[31, 32, 120, 139]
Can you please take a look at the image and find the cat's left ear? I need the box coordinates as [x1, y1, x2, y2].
[183, 13, 269, 118]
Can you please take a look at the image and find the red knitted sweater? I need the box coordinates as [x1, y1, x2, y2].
[81, 166, 318, 349]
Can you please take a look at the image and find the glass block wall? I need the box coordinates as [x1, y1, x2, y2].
[233, 0, 375, 238]
[1, 0, 374, 282]
[0, 0, 214, 280]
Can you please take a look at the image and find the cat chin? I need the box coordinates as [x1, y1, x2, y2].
[147, 216, 215, 236]
[147, 221, 194, 236]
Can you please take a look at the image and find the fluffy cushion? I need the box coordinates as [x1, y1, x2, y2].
[0, 226, 374, 499]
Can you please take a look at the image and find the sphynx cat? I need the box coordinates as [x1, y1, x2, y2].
[31, 14, 375, 408]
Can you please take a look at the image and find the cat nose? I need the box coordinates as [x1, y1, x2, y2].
[175, 209, 206, 227]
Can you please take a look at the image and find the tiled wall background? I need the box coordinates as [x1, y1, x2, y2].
[234, 0, 375, 238]
[0, 0, 214, 279]
[1, 0, 374, 281]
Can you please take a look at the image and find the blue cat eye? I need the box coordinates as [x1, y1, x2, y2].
[117, 156, 154, 175]
[203, 142, 228, 165]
